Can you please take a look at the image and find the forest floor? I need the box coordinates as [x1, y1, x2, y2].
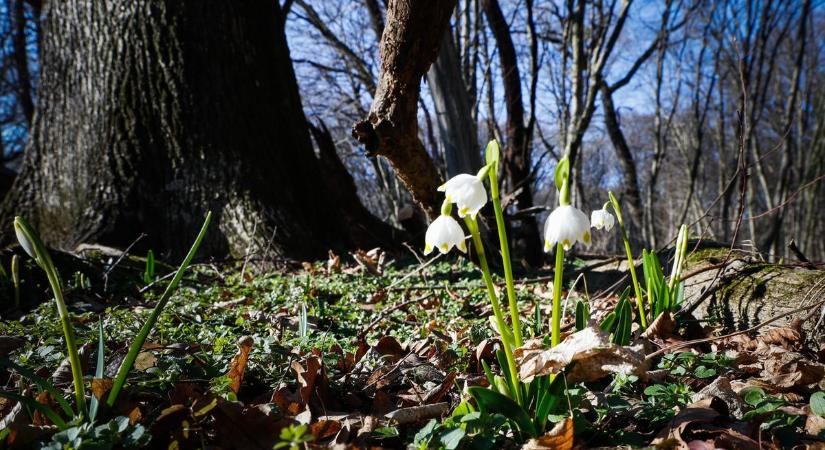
[1, 248, 825, 449]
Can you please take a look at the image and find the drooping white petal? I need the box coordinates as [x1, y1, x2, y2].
[590, 208, 615, 232]
[425, 215, 467, 255]
[543, 205, 591, 252]
[438, 174, 487, 218]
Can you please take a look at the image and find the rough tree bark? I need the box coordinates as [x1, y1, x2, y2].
[352, 0, 456, 220]
[1, 1, 388, 259]
[482, 0, 541, 265]
[426, 31, 482, 178]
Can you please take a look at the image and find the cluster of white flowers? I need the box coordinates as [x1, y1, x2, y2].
[424, 173, 487, 255]
[425, 171, 616, 256]
[542, 205, 615, 252]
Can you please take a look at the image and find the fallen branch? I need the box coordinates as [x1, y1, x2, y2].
[646, 283, 825, 361]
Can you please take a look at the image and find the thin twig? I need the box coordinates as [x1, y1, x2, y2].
[358, 292, 435, 338]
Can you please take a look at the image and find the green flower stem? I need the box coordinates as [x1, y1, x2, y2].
[44, 261, 87, 416]
[551, 243, 565, 347]
[14, 217, 86, 417]
[550, 159, 571, 347]
[107, 211, 212, 408]
[487, 164, 523, 348]
[465, 216, 522, 406]
[11, 255, 19, 308]
[608, 193, 647, 328]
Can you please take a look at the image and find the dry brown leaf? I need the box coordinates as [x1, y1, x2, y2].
[375, 335, 406, 362]
[327, 250, 341, 273]
[641, 311, 676, 339]
[806, 414, 825, 436]
[515, 326, 646, 383]
[311, 419, 343, 441]
[212, 400, 290, 450]
[291, 356, 324, 406]
[134, 351, 157, 371]
[91, 378, 114, 400]
[365, 288, 387, 304]
[522, 417, 574, 450]
[351, 248, 385, 275]
[651, 398, 722, 449]
[758, 327, 802, 349]
[227, 336, 254, 394]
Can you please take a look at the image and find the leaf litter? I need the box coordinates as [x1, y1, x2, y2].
[0, 252, 823, 448]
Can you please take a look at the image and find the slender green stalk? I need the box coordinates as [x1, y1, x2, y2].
[550, 161, 572, 347]
[107, 212, 212, 407]
[465, 216, 522, 406]
[11, 255, 19, 308]
[14, 217, 87, 417]
[607, 192, 647, 328]
[487, 164, 523, 348]
[551, 243, 565, 347]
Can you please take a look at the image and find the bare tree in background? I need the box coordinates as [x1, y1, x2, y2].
[352, 0, 456, 219]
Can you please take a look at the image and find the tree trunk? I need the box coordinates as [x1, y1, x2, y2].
[426, 31, 482, 178]
[352, 0, 456, 220]
[1, 1, 383, 259]
[482, 0, 541, 266]
[11, 0, 35, 126]
[600, 83, 644, 238]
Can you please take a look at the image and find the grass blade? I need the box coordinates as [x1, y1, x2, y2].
[106, 211, 212, 407]
[0, 358, 74, 417]
[0, 391, 67, 429]
[89, 318, 105, 421]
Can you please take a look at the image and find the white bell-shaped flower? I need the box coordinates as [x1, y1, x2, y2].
[438, 174, 487, 218]
[543, 205, 591, 252]
[590, 208, 615, 232]
[425, 215, 467, 255]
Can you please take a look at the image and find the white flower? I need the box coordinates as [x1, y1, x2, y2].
[543, 205, 591, 252]
[425, 215, 467, 254]
[590, 208, 615, 232]
[438, 174, 487, 218]
[13, 219, 36, 260]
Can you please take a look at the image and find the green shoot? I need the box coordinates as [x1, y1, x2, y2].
[607, 192, 647, 328]
[143, 250, 155, 285]
[14, 216, 87, 417]
[106, 211, 212, 407]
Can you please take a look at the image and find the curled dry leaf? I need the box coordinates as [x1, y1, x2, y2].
[641, 311, 676, 340]
[227, 335, 254, 394]
[515, 326, 647, 383]
[351, 248, 385, 276]
[651, 398, 722, 448]
[327, 250, 341, 273]
[652, 397, 761, 450]
[522, 417, 574, 450]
